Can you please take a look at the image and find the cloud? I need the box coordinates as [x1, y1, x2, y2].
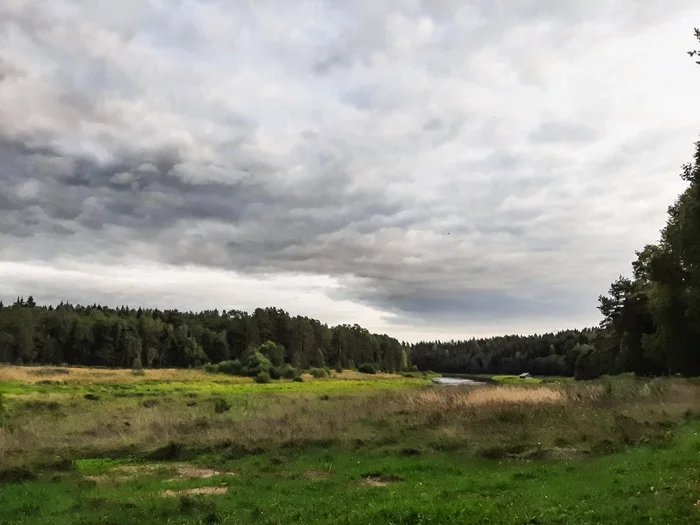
[1, 0, 699, 340]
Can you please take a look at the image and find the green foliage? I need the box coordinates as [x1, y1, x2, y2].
[309, 367, 328, 378]
[358, 363, 378, 374]
[0, 303, 405, 376]
[412, 329, 595, 377]
[254, 371, 271, 384]
[259, 340, 285, 367]
[241, 351, 272, 377]
[279, 363, 298, 379]
[215, 360, 242, 375]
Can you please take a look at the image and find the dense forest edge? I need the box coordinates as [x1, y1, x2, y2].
[1, 30, 698, 381]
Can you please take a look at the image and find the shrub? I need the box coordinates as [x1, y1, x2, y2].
[409, 365, 419, 372]
[309, 368, 328, 378]
[358, 363, 378, 374]
[293, 375, 304, 382]
[213, 397, 231, 414]
[217, 360, 242, 376]
[269, 366, 281, 380]
[204, 363, 218, 373]
[241, 352, 272, 377]
[335, 364, 343, 374]
[280, 364, 298, 379]
[131, 369, 145, 376]
[255, 372, 271, 384]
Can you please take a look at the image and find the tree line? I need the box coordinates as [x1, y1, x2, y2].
[0, 298, 408, 373]
[411, 329, 598, 377]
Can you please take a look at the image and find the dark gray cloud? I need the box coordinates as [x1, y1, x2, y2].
[0, 0, 699, 338]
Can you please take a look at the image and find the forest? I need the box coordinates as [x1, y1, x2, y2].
[0, 300, 408, 375]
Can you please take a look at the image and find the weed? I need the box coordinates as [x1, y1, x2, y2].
[213, 397, 231, 414]
[0, 467, 37, 483]
[27, 368, 70, 377]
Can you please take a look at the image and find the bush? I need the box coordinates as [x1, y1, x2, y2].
[309, 367, 328, 378]
[335, 364, 343, 374]
[217, 360, 242, 376]
[213, 397, 231, 414]
[242, 352, 272, 377]
[280, 364, 298, 379]
[358, 363, 378, 374]
[269, 366, 281, 380]
[409, 365, 419, 372]
[254, 372, 271, 384]
[293, 375, 304, 382]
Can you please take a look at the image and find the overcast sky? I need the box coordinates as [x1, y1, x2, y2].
[1, 1, 699, 341]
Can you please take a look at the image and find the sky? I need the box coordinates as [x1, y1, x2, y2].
[1, 1, 699, 342]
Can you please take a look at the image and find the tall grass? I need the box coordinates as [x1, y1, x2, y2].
[1, 370, 698, 471]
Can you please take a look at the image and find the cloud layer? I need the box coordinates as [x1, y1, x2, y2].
[1, 0, 699, 340]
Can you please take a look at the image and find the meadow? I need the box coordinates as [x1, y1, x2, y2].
[1, 366, 699, 524]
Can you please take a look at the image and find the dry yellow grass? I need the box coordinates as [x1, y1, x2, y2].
[0, 365, 252, 385]
[407, 386, 566, 412]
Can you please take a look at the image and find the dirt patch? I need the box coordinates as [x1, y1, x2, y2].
[113, 465, 162, 474]
[514, 446, 585, 461]
[303, 469, 332, 480]
[161, 487, 228, 497]
[175, 467, 230, 479]
[85, 474, 134, 485]
[361, 475, 403, 487]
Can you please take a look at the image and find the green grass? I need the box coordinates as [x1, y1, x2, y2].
[0, 376, 431, 397]
[2, 368, 700, 523]
[1, 421, 699, 524]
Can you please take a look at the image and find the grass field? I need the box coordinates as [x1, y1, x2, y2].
[1, 366, 700, 524]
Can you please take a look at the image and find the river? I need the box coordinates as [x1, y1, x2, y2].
[431, 377, 486, 386]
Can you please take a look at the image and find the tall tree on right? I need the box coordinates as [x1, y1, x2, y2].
[596, 31, 700, 376]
